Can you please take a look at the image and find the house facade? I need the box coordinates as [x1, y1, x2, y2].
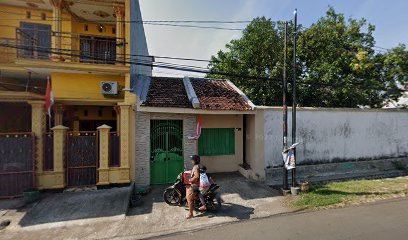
[0, 0, 150, 197]
[132, 76, 255, 187]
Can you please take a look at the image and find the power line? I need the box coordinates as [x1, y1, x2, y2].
[0, 43, 284, 83]
[0, 42, 377, 89]
[0, 14, 395, 52]
[299, 26, 393, 52]
[0, 80, 141, 95]
[373, 46, 390, 50]
[151, 55, 210, 63]
[0, 25, 215, 63]
[0, 10, 250, 27]
[0, 40, 211, 71]
[142, 23, 244, 31]
[0, 19, 245, 31]
[140, 20, 250, 24]
[0, 43, 387, 90]
[0, 10, 403, 52]
[0, 80, 44, 90]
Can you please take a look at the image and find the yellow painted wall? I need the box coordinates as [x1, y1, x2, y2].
[243, 113, 266, 181]
[0, 5, 72, 39]
[200, 114, 244, 173]
[0, 5, 116, 39]
[74, 106, 116, 121]
[69, 22, 116, 62]
[71, 22, 116, 37]
[0, 5, 117, 63]
[52, 72, 125, 101]
[0, 5, 70, 62]
[69, 106, 117, 131]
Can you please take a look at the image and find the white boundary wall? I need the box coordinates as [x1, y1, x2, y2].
[262, 107, 408, 167]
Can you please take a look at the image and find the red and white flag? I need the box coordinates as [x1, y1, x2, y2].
[196, 116, 202, 138]
[188, 116, 202, 140]
[45, 77, 54, 125]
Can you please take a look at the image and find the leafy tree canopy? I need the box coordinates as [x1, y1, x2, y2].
[208, 7, 408, 108]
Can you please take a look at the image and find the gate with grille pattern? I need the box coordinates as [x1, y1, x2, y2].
[66, 132, 98, 187]
[0, 133, 35, 198]
[150, 120, 184, 184]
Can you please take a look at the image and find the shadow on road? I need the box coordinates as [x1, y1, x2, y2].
[127, 184, 169, 216]
[309, 186, 392, 197]
[196, 203, 255, 220]
[18, 187, 131, 227]
[127, 172, 278, 221]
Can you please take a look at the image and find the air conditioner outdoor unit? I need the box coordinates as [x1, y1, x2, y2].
[101, 81, 118, 95]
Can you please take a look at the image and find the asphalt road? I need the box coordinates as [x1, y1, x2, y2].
[157, 198, 408, 240]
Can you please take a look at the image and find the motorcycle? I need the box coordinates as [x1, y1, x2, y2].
[163, 168, 222, 212]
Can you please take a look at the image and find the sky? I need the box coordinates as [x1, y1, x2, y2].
[138, 0, 408, 77]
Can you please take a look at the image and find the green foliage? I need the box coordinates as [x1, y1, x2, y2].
[208, 17, 292, 105]
[208, 7, 408, 107]
[291, 178, 408, 208]
[292, 186, 345, 208]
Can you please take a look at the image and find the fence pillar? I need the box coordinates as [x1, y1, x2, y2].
[50, 125, 68, 188]
[109, 102, 131, 184]
[97, 124, 111, 185]
[27, 100, 46, 185]
[37, 125, 67, 189]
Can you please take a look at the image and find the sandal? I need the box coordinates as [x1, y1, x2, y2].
[199, 206, 207, 211]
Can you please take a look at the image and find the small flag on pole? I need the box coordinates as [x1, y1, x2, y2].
[188, 116, 202, 140]
[45, 76, 54, 127]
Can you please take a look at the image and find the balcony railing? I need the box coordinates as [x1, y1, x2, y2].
[0, 38, 17, 63]
[7, 27, 127, 65]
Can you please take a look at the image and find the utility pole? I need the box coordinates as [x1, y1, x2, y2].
[282, 21, 289, 191]
[292, 9, 298, 188]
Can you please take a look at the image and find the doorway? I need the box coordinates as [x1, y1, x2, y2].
[150, 120, 184, 184]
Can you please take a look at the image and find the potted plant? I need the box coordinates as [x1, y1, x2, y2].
[299, 181, 310, 193]
[290, 186, 301, 195]
[23, 188, 40, 204]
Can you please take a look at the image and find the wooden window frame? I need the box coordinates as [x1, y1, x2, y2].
[198, 128, 235, 156]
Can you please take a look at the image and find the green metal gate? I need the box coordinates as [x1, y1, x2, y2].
[150, 120, 184, 184]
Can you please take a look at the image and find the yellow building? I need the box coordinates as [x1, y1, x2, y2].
[0, 0, 149, 197]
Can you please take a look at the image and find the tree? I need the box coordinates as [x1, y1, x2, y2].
[208, 17, 291, 105]
[208, 7, 407, 108]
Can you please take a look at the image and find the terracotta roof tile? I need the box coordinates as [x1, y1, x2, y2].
[143, 77, 192, 108]
[142, 77, 253, 111]
[191, 78, 252, 111]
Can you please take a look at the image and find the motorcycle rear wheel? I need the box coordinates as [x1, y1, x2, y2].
[206, 196, 222, 212]
[163, 188, 181, 206]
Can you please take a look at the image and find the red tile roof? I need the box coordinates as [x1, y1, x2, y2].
[143, 77, 253, 111]
[143, 77, 192, 108]
[191, 78, 253, 111]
